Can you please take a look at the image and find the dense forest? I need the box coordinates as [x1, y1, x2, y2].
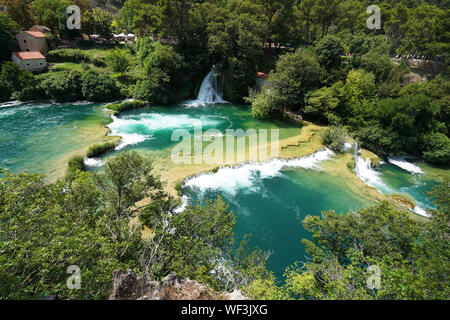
[0, 0, 449, 300]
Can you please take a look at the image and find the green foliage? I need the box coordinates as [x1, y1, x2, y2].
[86, 142, 116, 158]
[106, 48, 132, 76]
[247, 86, 284, 120]
[68, 155, 85, 175]
[304, 84, 342, 123]
[0, 13, 19, 64]
[133, 39, 184, 104]
[0, 62, 36, 102]
[314, 35, 345, 70]
[31, 0, 71, 33]
[46, 49, 106, 67]
[82, 8, 114, 39]
[320, 126, 347, 153]
[107, 100, 148, 115]
[0, 168, 140, 299]
[2, 0, 35, 29]
[422, 132, 450, 164]
[269, 49, 322, 109]
[40, 71, 83, 102]
[361, 52, 394, 82]
[81, 71, 120, 102]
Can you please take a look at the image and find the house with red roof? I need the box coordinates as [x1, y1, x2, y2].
[16, 30, 49, 55]
[11, 52, 47, 72]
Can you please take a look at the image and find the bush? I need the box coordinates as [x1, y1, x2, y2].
[81, 71, 120, 102]
[68, 155, 85, 175]
[107, 100, 148, 114]
[40, 71, 82, 102]
[269, 49, 322, 109]
[422, 132, 450, 165]
[86, 142, 116, 158]
[0, 62, 37, 101]
[321, 126, 347, 153]
[106, 49, 131, 75]
[247, 87, 284, 120]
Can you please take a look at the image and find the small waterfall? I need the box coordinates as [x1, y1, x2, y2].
[354, 141, 389, 192]
[186, 66, 225, 106]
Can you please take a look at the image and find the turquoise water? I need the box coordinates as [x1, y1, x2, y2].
[103, 103, 300, 158]
[0, 101, 109, 174]
[0, 101, 445, 279]
[183, 165, 375, 279]
[379, 163, 440, 210]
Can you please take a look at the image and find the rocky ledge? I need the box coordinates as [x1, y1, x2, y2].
[109, 270, 249, 300]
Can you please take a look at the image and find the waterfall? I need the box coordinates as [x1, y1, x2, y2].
[185, 66, 225, 106]
[354, 141, 390, 192]
[354, 141, 359, 177]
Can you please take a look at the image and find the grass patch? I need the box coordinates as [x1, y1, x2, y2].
[47, 49, 107, 67]
[86, 142, 117, 158]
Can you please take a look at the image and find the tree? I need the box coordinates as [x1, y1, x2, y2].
[269, 48, 321, 110]
[314, 35, 344, 70]
[117, 0, 162, 35]
[106, 48, 131, 76]
[0, 13, 20, 64]
[247, 86, 284, 120]
[361, 52, 394, 82]
[31, 0, 71, 33]
[422, 132, 450, 164]
[0, 62, 35, 101]
[304, 84, 342, 123]
[40, 70, 83, 102]
[82, 7, 113, 39]
[133, 39, 184, 104]
[320, 126, 347, 153]
[1, 0, 35, 28]
[81, 71, 120, 102]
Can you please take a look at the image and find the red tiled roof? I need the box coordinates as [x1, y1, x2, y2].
[25, 31, 46, 38]
[256, 72, 269, 80]
[13, 51, 46, 60]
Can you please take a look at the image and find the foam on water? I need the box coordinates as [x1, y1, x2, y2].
[355, 157, 391, 192]
[184, 149, 334, 196]
[413, 205, 431, 218]
[174, 195, 189, 214]
[387, 156, 423, 175]
[84, 157, 104, 167]
[107, 113, 226, 149]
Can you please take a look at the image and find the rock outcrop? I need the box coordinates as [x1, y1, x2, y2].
[109, 270, 249, 300]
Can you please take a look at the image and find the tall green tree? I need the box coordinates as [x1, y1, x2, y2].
[0, 13, 19, 64]
[32, 0, 71, 33]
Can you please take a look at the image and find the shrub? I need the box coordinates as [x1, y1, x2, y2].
[321, 126, 347, 153]
[106, 49, 131, 75]
[422, 132, 450, 165]
[247, 87, 284, 120]
[68, 155, 85, 175]
[107, 100, 148, 114]
[86, 142, 116, 158]
[40, 71, 83, 102]
[81, 71, 120, 102]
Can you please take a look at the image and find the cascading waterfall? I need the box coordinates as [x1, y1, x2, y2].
[354, 141, 359, 177]
[354, 141, 389, 192]
[186, 66, 225, 106]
